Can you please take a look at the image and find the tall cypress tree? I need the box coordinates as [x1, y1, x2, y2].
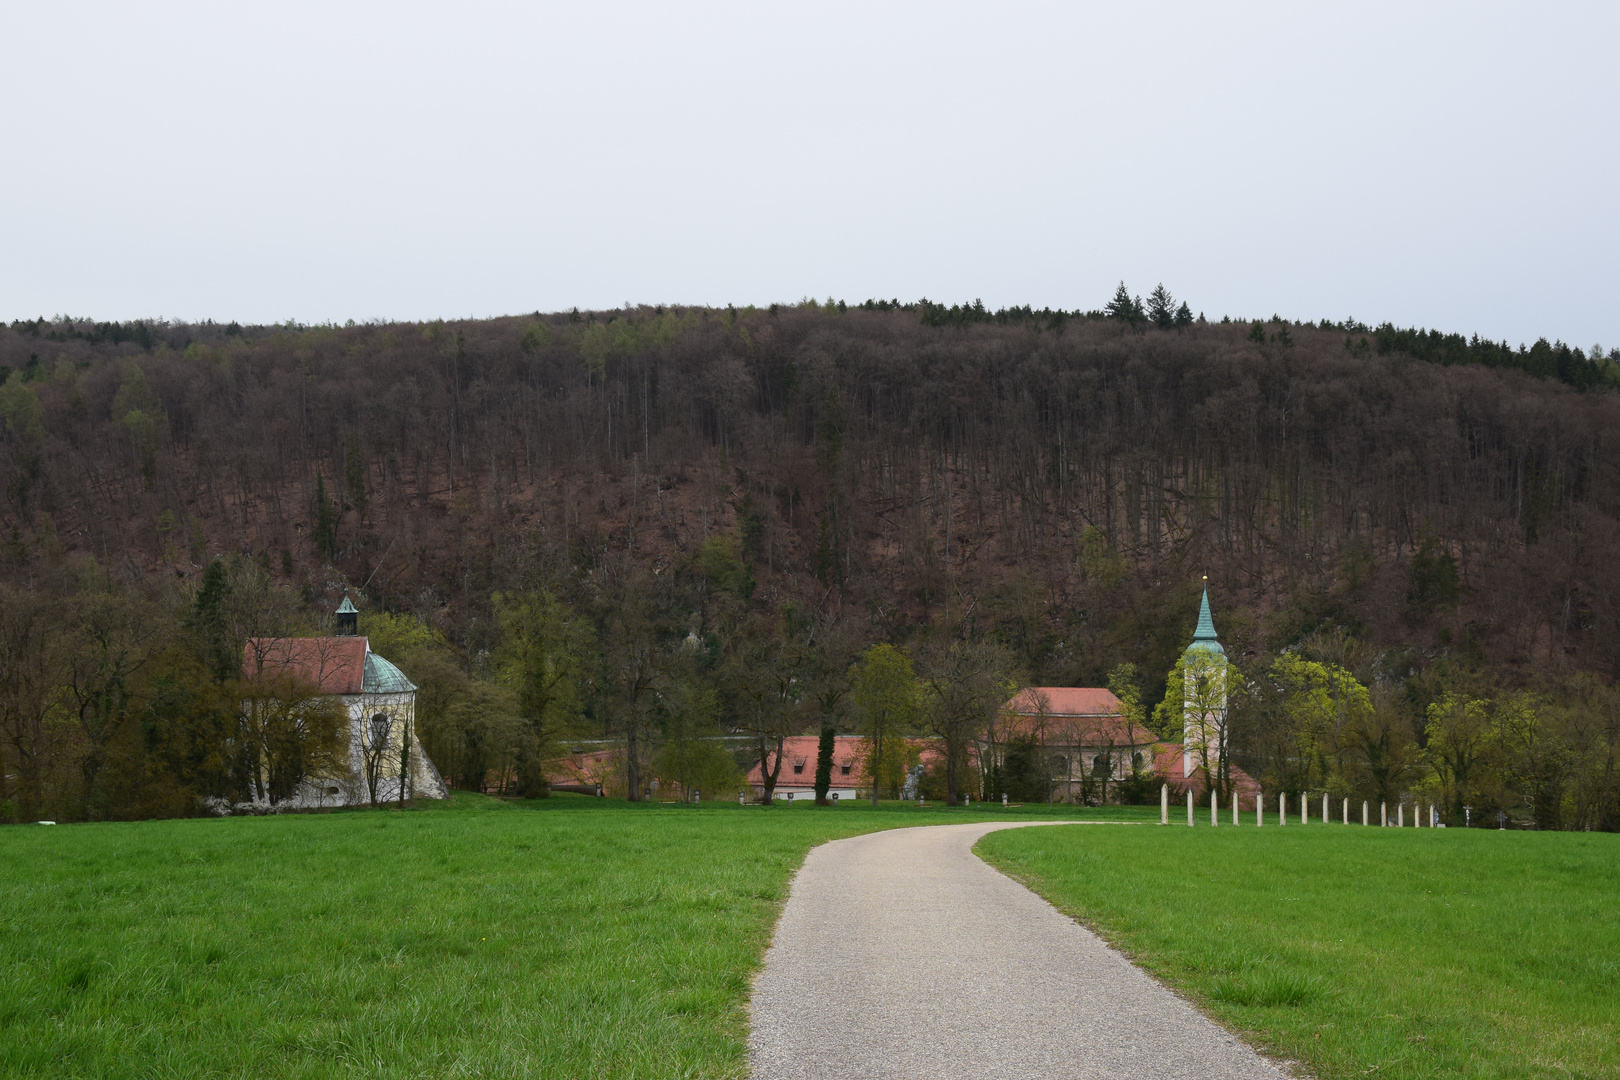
[186, 558, 234, 682]
[813, 724, 834, 804]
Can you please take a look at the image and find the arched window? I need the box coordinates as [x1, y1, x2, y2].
[1050, 755, 1068, 777]
[1132, 751, 1144, 771]
[1092, 754, 1112, 779]
[369, 713, 391, 749]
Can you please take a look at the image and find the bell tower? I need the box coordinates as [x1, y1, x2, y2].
[1182, 578, 1228, 780]
[335, 593, 359, 637]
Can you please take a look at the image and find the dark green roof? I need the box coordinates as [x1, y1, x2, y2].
[1185, 588, 1224, 656]
[336, 596, 358, 614]
[363, 651, 416, 694]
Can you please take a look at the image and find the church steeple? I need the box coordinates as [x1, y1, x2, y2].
[335, 592, 359, 636]
[1187, 582, 1224, 656]
[1181, 576, 1228, 785]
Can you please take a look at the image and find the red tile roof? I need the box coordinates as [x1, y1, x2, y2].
[743, 735, 960, 788]
[545, 749, 619, 786]
[1152, 743, 1261, 798]
[1005, 687, 1124, 717]
[998, 712, 1157, 747]
[243, 637, 369, 695]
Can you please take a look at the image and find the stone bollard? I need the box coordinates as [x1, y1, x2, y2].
[1161, 783, 1169, 825]
[1211, 788, 1218, 827]
[1278, 791, 1286, 826]
[1362, 800, 1369, 826]
[1002, 793, 1008, 807]
[1398, 803, 1404, 827]
[1187, 789, 1194, 826]
[1302, 791, 1309, 824]
[1231, 789, 1239, 826]
[1380, 801, 1388, 827]
[1322, 792, 1329, 823]
[1257, 792, 1264, 827]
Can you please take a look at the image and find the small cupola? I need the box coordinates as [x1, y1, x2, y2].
[335, 593, 359, 636]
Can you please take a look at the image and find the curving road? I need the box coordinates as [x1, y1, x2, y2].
[749, 821, 1285, 1080]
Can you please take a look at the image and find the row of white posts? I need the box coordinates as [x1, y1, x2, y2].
[1158, 783, 1440, 828]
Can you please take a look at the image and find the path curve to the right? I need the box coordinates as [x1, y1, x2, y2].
[749, 821, 1286, 1080]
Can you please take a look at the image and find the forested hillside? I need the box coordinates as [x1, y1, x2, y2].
[3, 299, 1618, 828]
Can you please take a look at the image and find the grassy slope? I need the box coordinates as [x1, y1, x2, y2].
[0, 795, 1144, 1079]
[977, 823, 1620, 1080]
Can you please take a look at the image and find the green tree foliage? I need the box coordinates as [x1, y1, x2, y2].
[651, 683, 742, 801]
[235, 673, 347, 806]
[696, 535, 753, 600]
[1406, 538, 1460, 616]
[1267, 652, 1374, 789]
[917, 637, 1013, 805]
[1000, 733, 1048, 802]
[0, 372, 42, 442]
[186, 560, 236, 683]
[492, 590, 595, 796]
[727, 610, 810, 804]
[1106, 662, 1157, 803]
[851, 643, 919, 804]
[111, 365, 163, 488]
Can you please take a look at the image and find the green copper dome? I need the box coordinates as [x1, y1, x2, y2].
[1185, 588, 1224, 656]
[363, 651, 417, 694]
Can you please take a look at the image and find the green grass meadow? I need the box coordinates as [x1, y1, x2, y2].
[4, 797, 1614, 1079]
[0, 795, 1132, 1079]
[978, 822, 1620, 1080]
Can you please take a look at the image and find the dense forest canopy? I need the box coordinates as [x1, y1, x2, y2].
[2, 292, 1618, 828]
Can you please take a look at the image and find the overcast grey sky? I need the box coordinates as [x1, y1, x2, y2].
[3, 1, 1615, 347]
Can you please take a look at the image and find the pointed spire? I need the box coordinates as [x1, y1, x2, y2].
[1186, 576, 1224, 656]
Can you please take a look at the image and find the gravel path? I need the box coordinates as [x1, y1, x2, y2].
[749, 821, 1286, 1080]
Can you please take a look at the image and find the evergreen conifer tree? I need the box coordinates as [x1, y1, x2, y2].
[1147, 284, 1176, 329]
[814, 724, 834, 804]
[1174, 301, 1194, 327]
[1105, 282, 1145, 326]
[313, 472, 338, 561]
